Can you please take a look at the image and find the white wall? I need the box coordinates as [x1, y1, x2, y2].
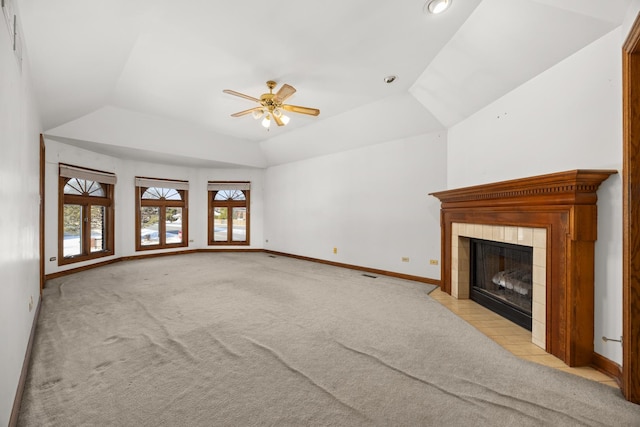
[0, 9, 42, 426]
[44, 139, 265, 276]
[264, 132, 446, 279]
[447, 27, 624, 363]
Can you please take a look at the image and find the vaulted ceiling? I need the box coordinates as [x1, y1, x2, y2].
[18, 0, 631, 167]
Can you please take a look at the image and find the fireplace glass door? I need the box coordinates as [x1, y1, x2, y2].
[470, 239, 533, 330]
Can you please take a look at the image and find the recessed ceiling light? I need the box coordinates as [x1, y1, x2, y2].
[383, 75, 397, 84]
[424, 0, 452, 15]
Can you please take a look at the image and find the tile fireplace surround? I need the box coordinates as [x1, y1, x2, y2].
[431, 170, 616, 367]
[451, 223, 547, 348]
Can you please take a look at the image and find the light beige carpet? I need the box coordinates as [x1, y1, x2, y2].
[17, 252, 640, 426]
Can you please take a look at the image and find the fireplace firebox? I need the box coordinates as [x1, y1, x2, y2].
[470, 239, 533, 330]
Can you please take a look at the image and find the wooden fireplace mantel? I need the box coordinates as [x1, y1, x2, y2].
[430, 169, 617, 367]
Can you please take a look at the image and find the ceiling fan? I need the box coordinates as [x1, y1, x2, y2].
[223, 81, 320, 129]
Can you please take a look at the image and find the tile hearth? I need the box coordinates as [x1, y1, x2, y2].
[429, 288, 619, 389]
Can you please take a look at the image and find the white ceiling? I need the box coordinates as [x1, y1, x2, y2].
[17, 0, 631, 167]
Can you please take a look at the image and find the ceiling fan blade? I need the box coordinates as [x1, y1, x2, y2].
[282, 104, 320, 116]
[274, 84, 296, 103]
[223, 89, 261, 103]
[231, 107, 263, 117]
[272, 113, 285, 126]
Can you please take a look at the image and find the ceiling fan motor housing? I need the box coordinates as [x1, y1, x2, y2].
[260, 93, 277, 111]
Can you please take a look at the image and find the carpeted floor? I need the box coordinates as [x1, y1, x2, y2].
[17, 252, 640, 426]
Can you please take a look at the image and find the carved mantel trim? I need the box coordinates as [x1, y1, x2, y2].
[430, 170, 617, 367]
[431, 169, 617, 207]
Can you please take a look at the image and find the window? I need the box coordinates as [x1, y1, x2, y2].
[59, 164, 115, 265]
[136, 177, 188, 251]
[208, 182, 250, 245]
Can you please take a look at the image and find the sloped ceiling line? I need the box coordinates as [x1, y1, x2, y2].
[19, 0, 631, 166]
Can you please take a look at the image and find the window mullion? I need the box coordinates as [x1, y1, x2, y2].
[83, 204, 91, 256]
[159, 209, 166, 245]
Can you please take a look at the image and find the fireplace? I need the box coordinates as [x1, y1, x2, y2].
[450, 223, 547, 348]
[430, 170, 616, 367]
[470, 239, 533, 330]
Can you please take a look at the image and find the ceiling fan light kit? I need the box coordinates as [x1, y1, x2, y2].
[224, 80, 320, 129]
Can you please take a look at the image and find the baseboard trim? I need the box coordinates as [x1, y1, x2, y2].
[45, 257, 123, 280]
[9, 296, 41, 427]
[120, 249, 199, 262]
[265, 250, 441, 286]
[591, 352, 623, 386]
[45, 248, 266, 280]
[196, 248, 264, 253]
[121, 248, 262, 261]
[45, 249, 441, 287]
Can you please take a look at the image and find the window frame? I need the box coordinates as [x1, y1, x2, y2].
[135, 177, 189, 251]
[58, 164, 115, 265]
[208, 182, 250, 246]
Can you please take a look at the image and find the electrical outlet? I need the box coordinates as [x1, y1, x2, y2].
[402, 257, 410, 262]
[28, 295, 33, 312]
[430, 259, 439, 265]
[189, 239, 194, 243]
[333, 247, 337, 254]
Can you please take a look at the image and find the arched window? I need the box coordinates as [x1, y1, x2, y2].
[59, 165, 115, 264]
[135, 177, 188, 251]
[208, 182, 250, 245]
